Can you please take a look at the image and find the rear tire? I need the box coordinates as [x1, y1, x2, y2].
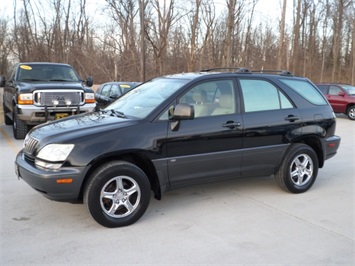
[346, 105, 355, 120]
[13, 107, 28, 139]
[275, 143, 318, 193]
[84, 161, 151, 228]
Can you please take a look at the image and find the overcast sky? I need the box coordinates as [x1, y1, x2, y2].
[0, 0, 293, 29]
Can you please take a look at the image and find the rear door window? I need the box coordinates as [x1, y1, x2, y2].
[239, 79, 293, 112]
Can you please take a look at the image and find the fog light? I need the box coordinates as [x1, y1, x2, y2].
[65, 100, 72, 105]
[52, 99, 59, 106]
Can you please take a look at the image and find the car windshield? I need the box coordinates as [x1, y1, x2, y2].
[106, 77, 189, 118]
[17, 64, 81, 82]
[342, 85, 355, 95]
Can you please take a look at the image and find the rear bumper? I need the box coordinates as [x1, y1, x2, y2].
[324, 135, 341, 160]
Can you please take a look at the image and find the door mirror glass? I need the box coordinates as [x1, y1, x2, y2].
[173, 103, 194, 120]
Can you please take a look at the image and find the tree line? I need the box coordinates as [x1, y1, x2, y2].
[0, 0, 354, 85]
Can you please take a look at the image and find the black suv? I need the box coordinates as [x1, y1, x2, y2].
[15, 68, 341, 227]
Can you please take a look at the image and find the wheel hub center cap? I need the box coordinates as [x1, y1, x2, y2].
[114, 190, 125, 201]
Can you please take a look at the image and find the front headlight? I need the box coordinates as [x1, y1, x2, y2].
[35, 144, 74, 170]
[18, 93, 33, 105]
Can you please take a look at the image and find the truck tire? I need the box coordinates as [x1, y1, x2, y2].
[2, 102, 13, 125]
[84, 161, 151, 228]
[13, 107, 28, 139]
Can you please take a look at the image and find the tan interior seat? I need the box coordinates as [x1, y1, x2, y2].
[192, 90, 210, 117]
[212, 94, 234, 115]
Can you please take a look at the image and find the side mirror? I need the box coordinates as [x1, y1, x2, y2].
[173, 103, 194, 120]
[170, 103, 194, 132]
[0, 75, 5, 87]
[338, 91, 346, 96]
[86, 76, 93, 87]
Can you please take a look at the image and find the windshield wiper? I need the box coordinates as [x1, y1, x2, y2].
[102, 109, 126, 118]
[20, 79, 41, 81]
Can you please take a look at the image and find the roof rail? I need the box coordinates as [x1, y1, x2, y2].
[200, 67, 252, 73]
[251, 70, 293, 76]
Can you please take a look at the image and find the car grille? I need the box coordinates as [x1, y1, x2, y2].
[33, 90, 84, 106]
[23, 136, 39, 155]
[24, 154, 35, 165]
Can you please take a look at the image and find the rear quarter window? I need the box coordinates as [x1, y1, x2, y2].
[280, 79, 327, 105]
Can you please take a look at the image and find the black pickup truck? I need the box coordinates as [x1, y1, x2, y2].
[1, 62, 96, 139]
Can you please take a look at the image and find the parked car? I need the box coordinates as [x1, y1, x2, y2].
[15, 68, 341, 227]
[1, 62, 96, 139]
[95, 81, 141, 108]
[315, 83, 355, 120]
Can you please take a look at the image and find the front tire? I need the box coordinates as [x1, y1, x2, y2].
[84, 161, 151, 228]
[275, 143, 318, 193]
[2, 102, 13, 125]
[13, 107, 28, 139]
[346, 105, 355, 120]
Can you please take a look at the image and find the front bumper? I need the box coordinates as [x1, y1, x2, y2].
[15, 150, 88, 202]
[17, 103, 96, 124]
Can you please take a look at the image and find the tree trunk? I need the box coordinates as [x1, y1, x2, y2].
[331, 0, 344, 81]
[352, 18, 355, 85]
[292, 0, 301, 74]
[277, 0, 287, 70]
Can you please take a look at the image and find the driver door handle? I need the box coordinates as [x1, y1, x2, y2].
[222, 121, 241, 129]
[284, 115, 300, 122]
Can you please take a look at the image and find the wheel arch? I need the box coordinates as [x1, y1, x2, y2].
[346, 103, 355, 110]
[80, 152, 162, 201]
[293, 136, 324, 168]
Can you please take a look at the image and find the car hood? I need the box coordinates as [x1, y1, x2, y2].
[17, 81, 93, 93]
[29, 111, 137, 142]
